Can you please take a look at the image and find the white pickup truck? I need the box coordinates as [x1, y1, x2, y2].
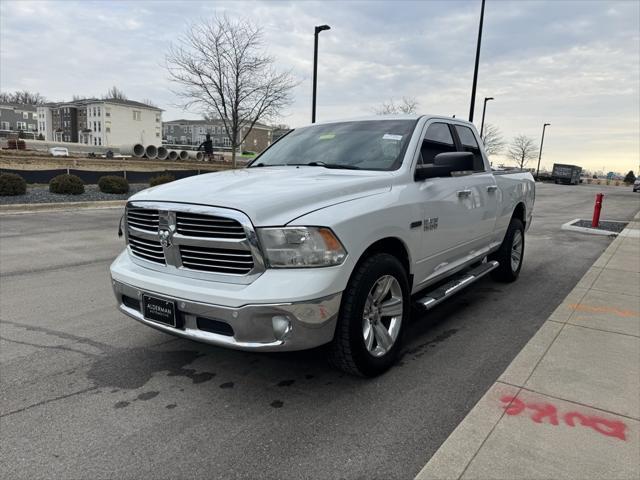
[110, 115, 535, 376]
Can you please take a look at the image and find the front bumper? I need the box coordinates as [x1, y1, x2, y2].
[111, 279, 341, 352]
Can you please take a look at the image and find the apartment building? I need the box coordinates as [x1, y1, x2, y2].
[0, 104, 39, 133]
[163, 119, 273, 153]
[38, 98, 162, 146]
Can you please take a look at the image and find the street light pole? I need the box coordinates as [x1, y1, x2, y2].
[480, 96, 493, 138]
[536, 123, 551, 179]
[312, 24, 331, 123]
[469, 0, 486, 122]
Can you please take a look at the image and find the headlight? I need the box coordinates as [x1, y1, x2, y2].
[257, 227, 347, 268]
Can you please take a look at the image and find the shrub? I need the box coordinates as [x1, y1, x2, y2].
[149, 173, 175, 187]
[49, 174, 85, 195]
[0, 173, 27, 196]
[98, 175, 129, 194]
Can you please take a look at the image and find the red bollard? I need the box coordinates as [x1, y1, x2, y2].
[592, 193, 604, 227]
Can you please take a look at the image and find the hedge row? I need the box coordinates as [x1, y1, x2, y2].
[0, 173, 176, 196]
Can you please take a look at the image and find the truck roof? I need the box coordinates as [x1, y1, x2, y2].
[300, 114, 475, 129]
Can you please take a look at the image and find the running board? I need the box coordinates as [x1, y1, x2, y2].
[415, 260, 499, 311]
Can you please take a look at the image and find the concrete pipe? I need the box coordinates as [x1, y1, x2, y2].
[156, 146, 169, 160]
[145, 145, 158, 159]
[119, 143, 145, 158]
[167, 150, 179, 161]
[178, 150, 189, 161]
[187, 151, 204, 161]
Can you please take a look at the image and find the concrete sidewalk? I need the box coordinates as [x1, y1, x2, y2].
[416, 213, 640, 480]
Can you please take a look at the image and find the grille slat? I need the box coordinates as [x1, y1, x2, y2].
[179, 245, 254, 274]
[127, 209, 159, 232]
[128, 234, 165, 264]
[176, 212, 246, 239]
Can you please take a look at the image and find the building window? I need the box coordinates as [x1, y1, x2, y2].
[16, 121, 26, 130]
[28, 124, 36, 131]
[94, 138, 97, 146]
[93, 107, 96, 116]
[97, 107, 101, 116]
[106, 127, 111, 133]
[133, 110, 141, 121]
[98, 138, 102, 146]
[155, 114, 160, 122]
[1, 121, 9, 130]
[23, 112, 29, 119]
[105, 108, 111, 117]
[98, 122, 101, 132]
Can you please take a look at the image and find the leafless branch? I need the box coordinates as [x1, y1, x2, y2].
[166, 15, 297, 167]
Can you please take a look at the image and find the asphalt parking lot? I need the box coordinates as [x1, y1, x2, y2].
[1, 183, 639, 479]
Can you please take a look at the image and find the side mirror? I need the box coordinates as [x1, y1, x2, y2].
[415, 152, 474, 181]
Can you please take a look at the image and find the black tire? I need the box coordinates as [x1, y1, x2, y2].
[489, 218, 525, 283]
[328, 253, 410, 377]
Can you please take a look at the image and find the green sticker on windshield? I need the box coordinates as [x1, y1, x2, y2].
[319, 133, 335, 140]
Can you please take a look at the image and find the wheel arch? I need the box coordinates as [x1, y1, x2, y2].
[512, 202, 526, 227]
[353, 237, 413, 290]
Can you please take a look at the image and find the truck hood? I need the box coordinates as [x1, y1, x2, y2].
[130, 166, 392, 225]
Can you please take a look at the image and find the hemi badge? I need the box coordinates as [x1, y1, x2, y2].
[410, 221, 423, 229]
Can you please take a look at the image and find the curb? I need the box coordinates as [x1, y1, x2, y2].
[561, 218, 623, 236]
[0, 200, 126, 214]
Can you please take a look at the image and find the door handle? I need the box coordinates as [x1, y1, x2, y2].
[487, 185, 498, 192]
[457, 189, 472, 197]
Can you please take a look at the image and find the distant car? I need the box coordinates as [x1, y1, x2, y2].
[48, 147, 69, 157]
[633, 179, 640, 192]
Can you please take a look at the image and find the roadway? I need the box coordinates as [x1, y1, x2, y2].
[1, 183, 638, 479]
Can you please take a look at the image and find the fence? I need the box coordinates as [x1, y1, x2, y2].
[0, 168, 212, 184]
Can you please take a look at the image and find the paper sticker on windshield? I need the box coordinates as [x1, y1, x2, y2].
[319, 133, 335, 140]
[383, 134, 402, 141]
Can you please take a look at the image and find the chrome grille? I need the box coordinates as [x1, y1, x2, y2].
[179, 245, 254, 274]
[128, 234, 165, 264]
[176, 212, 246, 239]
[124, 202, 265, 284]
[127, 208, 159, 232]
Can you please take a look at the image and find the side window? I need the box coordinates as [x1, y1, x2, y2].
[420, 122, 455, 165]
[454, 125, 485, 171]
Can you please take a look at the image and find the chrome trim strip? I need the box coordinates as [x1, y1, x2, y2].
[125, 201, 266, 285]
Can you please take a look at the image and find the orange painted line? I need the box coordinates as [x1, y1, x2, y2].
[568, 304, 639, 318]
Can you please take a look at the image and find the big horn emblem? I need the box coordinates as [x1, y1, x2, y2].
[158, 229, 172, 248]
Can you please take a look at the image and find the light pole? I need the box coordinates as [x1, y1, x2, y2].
[469, 0, 486, 122]
[312, 24, 331, 123]
[536, 123, 550, 179]
[480, 96, 493, 138]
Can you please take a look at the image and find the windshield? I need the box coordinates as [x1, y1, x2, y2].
[249, 120, 418, 171]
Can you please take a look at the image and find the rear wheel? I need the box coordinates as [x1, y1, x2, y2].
[328, 253, 409, 377]
[489, 218, 525, 282]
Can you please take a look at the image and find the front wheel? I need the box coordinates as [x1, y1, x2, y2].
[489, 218, 525, 283]
[328, 253, 409, 377]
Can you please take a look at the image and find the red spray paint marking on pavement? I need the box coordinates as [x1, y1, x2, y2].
[500, 396, 627, 441]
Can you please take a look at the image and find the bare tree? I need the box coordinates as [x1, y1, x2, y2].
[374, 96, 419, 115]
[507, 135, 539, 169]
[141, 98, 158, 107]
[103, 86, 127, 100]
[166, 15, 296, 167]
[0, 90, 47, 105]
[481, 124, 504, 156]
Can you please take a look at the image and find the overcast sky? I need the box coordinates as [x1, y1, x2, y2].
[1, 0, 638, 173]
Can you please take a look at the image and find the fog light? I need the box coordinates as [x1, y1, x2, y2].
[272, 315, 292, 340]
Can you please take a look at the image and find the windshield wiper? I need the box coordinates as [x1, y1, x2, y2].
[290, 161, 360, 170]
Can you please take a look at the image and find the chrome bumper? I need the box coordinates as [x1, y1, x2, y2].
[111, 279, 341, 352]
